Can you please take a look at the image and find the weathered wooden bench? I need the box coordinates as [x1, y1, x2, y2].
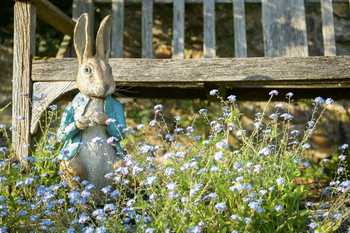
[13, 0, 350, 161]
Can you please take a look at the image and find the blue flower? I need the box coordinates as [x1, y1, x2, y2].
[215, 202, 227, 213]
[269, 90, 279, 96]
[95, 226, 107, 233]
[227, 95, 237, 103]
[276, 177, 285, 186]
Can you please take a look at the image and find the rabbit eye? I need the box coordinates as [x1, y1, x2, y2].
[80, 65, 93, 75]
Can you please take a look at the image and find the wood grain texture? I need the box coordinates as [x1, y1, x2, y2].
[321, 0, 337, 56]
[233, 0, 247, 57]
[13, 1, 36, 161]
[94, 0, 348, 3]
[262, 0, 308, 57]
[172, 0, 185, 59]
[31, 0, 74, 36]
[111, 0, 124, 57]
[203, 0, 216, 58]
[31, 82, 76, 134]
[142, 0, 153, 58]
[73, 0, 94, 41]
[32, 56, 350, 87]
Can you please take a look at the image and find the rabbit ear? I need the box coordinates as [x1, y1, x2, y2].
[96, 15, 112, 61]
[74, 13, 93, 64]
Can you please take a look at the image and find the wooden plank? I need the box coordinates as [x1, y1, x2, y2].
[233, 0, 247, 57]
[31, 0, 74, 36]
[13, 1, 36, 162]
[95, 0, 349, 3]
[172, 0, 185, 59]
[73, 0, 94, 40]
[111, 0, 124, 57]
[203, 0, 216, 58]
[32, 56, 350, 88]
[142, 0, 153, 58]
[262, 0, 308, 57]
[321, 0, 336, 56]
[31, 82, 76, 134]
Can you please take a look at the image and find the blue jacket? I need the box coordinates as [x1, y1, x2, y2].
[57, 93, 126, 161]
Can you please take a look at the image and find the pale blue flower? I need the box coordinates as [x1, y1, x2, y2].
[276, 177, 285, 186]
[78, 213, 90, 224]
[227, 95, 237, 103]
[187, 225, 202, 233]
[269, 90, 279, 96]
[166, 182, 177, 191]
[190, 183, 203, 197]
[248, 201, 264, 213]
[96, 226, 107, 233]
[214, 151, 224, 161]
[145, 228, 155, 233]
[313, 97, 324, 105]
[275, 204, 283, 212]
[145, 176, 157, 186]
[215, 202, 227, 213]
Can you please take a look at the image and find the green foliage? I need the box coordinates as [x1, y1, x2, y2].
[0, 93, 349, 232]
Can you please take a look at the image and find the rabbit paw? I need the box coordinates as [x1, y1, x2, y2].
[92, 112, 108, 125]
[76, 116, 90, 130]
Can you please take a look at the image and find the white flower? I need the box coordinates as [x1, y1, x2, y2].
[209, 89, 219, 96]
[230, 214, 241, 221]
[149, 119, 157, 127]
[302, 143, 311, 149]
[269, 90, 279, 96]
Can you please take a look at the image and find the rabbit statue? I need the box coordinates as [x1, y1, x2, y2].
[57, 13, 126, 190]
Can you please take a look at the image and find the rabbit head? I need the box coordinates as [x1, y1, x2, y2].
[74, 13, 115, 98]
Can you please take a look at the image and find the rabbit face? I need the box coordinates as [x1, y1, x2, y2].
[74, 14, 115, 98]
[77, 58, 115, 98]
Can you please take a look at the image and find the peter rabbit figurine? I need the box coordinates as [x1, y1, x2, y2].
[57, 13, 126, 190]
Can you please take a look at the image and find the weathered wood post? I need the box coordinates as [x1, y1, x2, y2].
[12, 1, 36, 163]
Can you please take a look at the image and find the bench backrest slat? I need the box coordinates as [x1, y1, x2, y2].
[321, 0, 337, 56]
[203, 0, 216, 58]
[233, 0, 247, 57]
[111, 0, 124, 57]
[172, 0, 185, 58]
[73, 0, 94, 40]
[262, 0, 308, 57]
[142, 0, 154, 58]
